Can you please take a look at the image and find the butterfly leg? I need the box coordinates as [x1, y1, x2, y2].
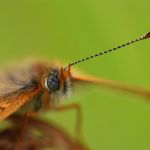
[55, 103, 82, 138]
[14, 112, 37, 150]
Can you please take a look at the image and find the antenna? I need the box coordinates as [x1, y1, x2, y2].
[69, 32, 150, 66]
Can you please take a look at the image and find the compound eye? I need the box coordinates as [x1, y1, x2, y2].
[47, 74, 60, 91]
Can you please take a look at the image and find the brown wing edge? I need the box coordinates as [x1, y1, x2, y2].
[71, 73, 150, 99]
[0, 84, 43, 121]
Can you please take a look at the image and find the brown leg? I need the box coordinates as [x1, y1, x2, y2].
[55, 103, 82, 137]
[14, 112, 37, 150]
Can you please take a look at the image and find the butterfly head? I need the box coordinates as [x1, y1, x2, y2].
[45, 65, 72, 96]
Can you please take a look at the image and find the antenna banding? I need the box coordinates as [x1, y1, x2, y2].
[70, 31, 150, 66]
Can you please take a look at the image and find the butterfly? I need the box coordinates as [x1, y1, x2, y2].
[0, 31, 150, 123]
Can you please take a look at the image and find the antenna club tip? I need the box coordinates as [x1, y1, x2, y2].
[143, 31, 150, 39]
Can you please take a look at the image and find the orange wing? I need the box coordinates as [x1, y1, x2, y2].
[0, 80, 43, 121]
[0, 62, 45, 121]
[71, 72, 150, 99]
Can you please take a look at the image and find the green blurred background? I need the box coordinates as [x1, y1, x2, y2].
[0, 0, 150, 150]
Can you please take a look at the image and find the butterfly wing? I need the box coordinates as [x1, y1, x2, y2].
[0, 63, 44, 121]
[71, 72, 150, 99]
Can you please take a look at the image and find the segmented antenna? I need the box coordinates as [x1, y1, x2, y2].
[70, 32, 150, 66]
